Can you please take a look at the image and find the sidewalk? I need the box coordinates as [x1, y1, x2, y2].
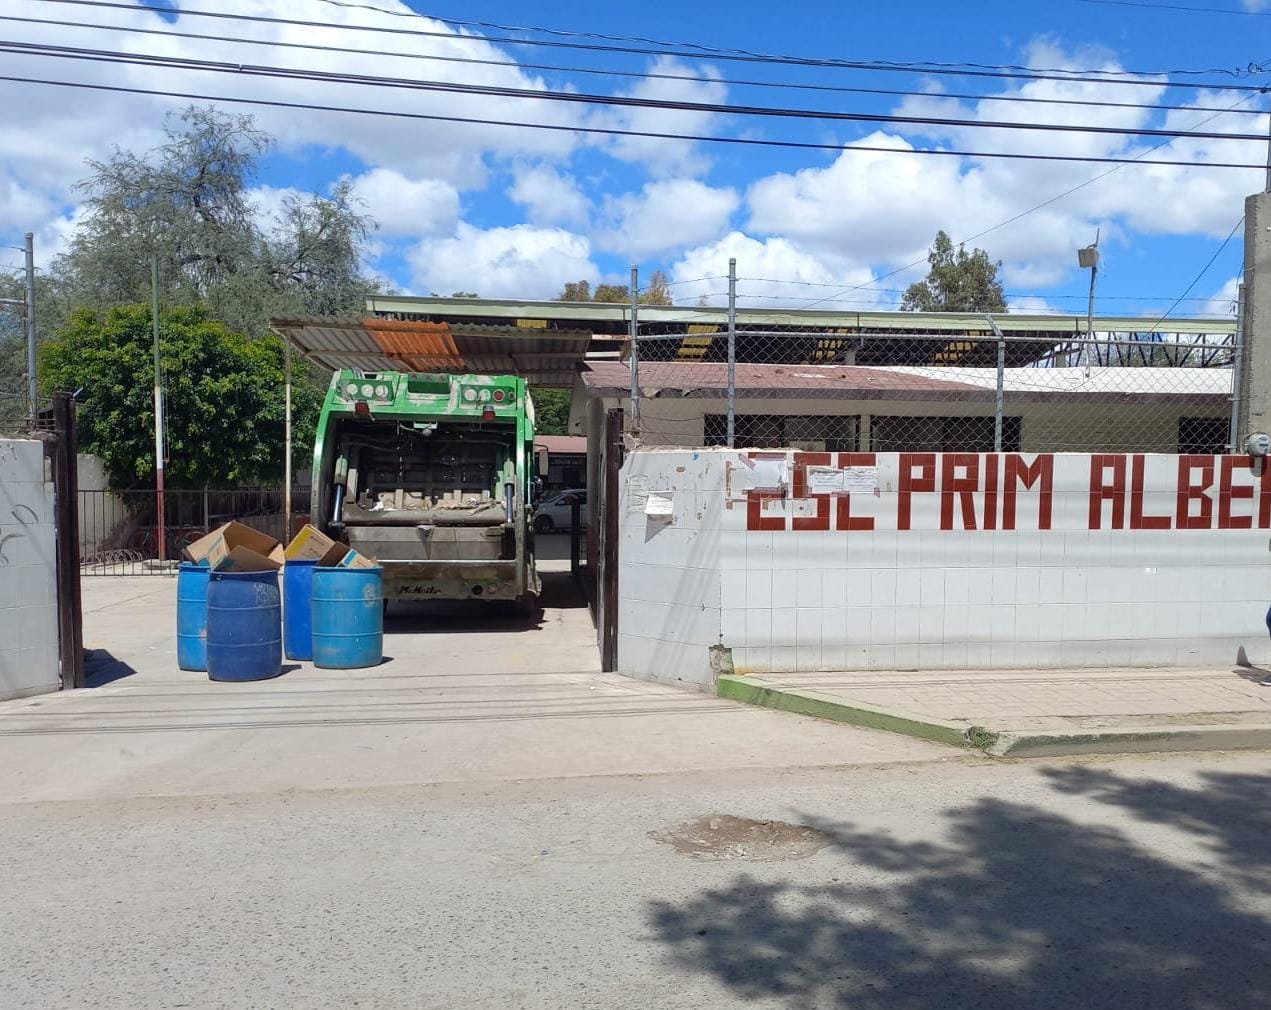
[717, 666, 1271, 757]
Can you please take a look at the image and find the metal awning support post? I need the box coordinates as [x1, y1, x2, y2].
[629, 265, 639, 437]
[986, 314, 1006, 452]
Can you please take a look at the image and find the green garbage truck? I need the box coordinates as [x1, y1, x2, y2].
[310, 370, 540, 603]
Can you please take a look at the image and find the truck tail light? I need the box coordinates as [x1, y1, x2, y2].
[482, 406, 495, 421]
[355, 400, 371, 416]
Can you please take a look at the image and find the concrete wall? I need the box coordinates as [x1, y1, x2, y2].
[617, 447, 1271, 689]
[601, 395, 1226, 454]
[76, 453, 127, 560]
[0, 440, 59, 701]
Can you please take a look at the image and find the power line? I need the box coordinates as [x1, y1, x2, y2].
[796, 92, 1263, 309]
[7, 39, 1269, 145]
[6, 14, 1262, 118]
[5, 72, 1267, 169]
[1082, 0, 1271, 14]
[306, 0, 1271, 81]
[1144, 215, 1245, 333]
[44, 0, 1271, 91]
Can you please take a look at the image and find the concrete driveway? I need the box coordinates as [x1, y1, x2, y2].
[0, 561, 951, 803]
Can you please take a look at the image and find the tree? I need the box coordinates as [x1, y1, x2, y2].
[532, 387, 571, 436]
[40, 303, 319, 489]
[901, 231, 1006, 313]
[556, 270, 673, 305]
[53, 106, 381, 338]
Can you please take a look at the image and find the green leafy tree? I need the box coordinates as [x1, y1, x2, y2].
[901, 231, 1006, 313]
[556, 270, 673, 305]
[532, 387, 571, 436]
[53, 106, 381, 337]
[40, 303, 319, 489]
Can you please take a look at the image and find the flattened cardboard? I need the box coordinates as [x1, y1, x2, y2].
[183, 520, 284, 572]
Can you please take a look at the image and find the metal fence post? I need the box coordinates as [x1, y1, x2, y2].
[629, 265, 639, 437]
[986, 315, 1006, 452]
[727, 257, 736, 448]
[1229, 281, 1247, 452]
[52, 392, 84, 689]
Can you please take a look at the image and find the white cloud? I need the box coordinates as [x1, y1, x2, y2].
[738, 38, 1267, 293]
[594, 179, 738, 258]
[1196, 276, 1241, 317]
[349, 169, 459, 237]
[669, 231, 879, 308]
[588, 57, 728, 177]
[507, 165, 591, 228]
[407, 222, 597, 298]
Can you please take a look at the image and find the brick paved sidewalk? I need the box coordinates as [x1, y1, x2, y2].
[718, 665, 1271, 756]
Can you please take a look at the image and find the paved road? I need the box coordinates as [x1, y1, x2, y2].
[5, 575, 1271, 1006]
[5, 751, 1271, 1008]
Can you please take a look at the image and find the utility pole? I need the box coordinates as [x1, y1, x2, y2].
[23, 233, 35, 420]
[151, 254, 166, 563]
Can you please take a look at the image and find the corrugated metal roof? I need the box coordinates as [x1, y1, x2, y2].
[366, 295, 1237, 337]
[270, 317, 596, 387]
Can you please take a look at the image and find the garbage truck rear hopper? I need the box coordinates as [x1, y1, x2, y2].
[311, 370, 539, 602]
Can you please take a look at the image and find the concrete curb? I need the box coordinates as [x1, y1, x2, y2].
[715, 675, 971, 749]
[715, 674, 1271, 758]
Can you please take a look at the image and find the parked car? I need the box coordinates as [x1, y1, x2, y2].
[533, 489, 588, 533]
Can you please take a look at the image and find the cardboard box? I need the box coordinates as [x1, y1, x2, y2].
[183, 520, 284, 572]
[336, 547, 378, 570]
[285, 524, 340, 563]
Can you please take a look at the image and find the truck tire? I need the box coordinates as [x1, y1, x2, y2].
[533, 514, 554, 534]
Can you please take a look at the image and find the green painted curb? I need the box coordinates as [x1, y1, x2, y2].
[717, 674, 1271, 759]
[716, 674, 972, 749]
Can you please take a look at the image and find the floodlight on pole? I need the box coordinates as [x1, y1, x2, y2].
[1078, 230, 1100, 371]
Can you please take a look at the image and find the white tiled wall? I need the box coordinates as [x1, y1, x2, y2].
[0, 440, 59, 701]
[617, 448, 1271, 686]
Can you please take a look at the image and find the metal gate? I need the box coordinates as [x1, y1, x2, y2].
[79, 487, 302, 576]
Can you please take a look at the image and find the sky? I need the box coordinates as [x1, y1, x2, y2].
[0, 0, 1268, 319]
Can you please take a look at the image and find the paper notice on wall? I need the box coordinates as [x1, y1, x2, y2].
[645, 491, 675, 517]
[744, 458, 787, 492]
[807, 466, 846, 495]
[626, 475, 651, 512]
[842, 466, 879, 493]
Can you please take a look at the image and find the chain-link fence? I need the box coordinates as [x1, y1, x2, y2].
[628, 319, 1238, 455]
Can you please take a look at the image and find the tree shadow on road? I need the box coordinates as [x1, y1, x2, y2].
[649, 768, 1271, 1009]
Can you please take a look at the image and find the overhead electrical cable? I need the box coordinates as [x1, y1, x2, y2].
[4, 39, 1268, 144]
[5, 14, 1263, 116]
[2, 72, 1264, 168]
[41, 0, 1271, 91]
[1143, 215, 1245, 333]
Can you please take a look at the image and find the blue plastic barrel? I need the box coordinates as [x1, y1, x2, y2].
[206, 569, 283, 682]
[283, 560, 318, 661]
[312, 566, 383, 669]
[176, 562, 209, 671]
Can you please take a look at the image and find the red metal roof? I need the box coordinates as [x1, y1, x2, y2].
[534, 435, 587, 455]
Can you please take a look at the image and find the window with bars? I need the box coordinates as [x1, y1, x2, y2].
[869, 415, 1022, 453]
[704, 414, 858, 451]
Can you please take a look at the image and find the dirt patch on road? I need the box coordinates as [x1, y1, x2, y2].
[650, 814, 831, 862]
